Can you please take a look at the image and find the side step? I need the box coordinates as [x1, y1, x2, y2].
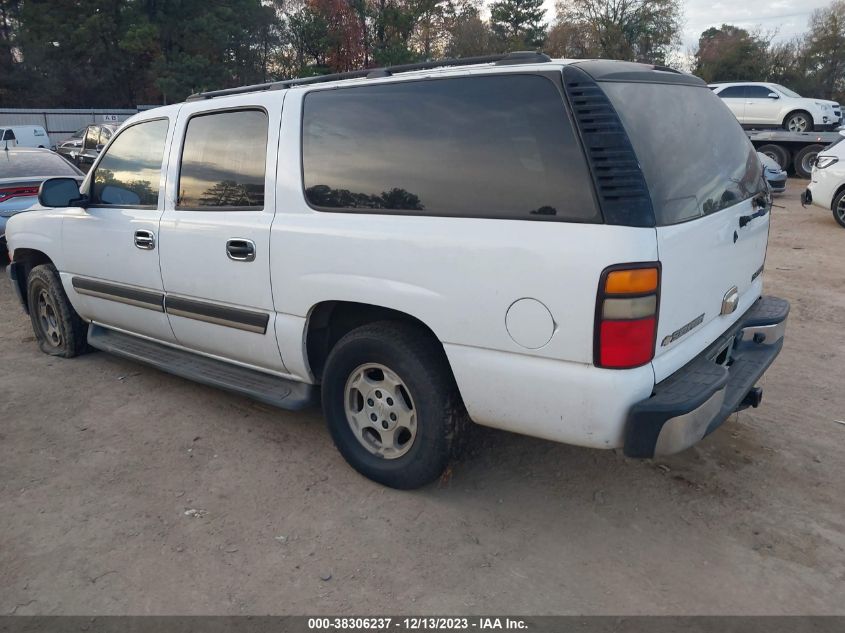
[88, 325, 317, 410]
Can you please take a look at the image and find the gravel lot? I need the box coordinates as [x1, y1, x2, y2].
[1, 179, 844, 615]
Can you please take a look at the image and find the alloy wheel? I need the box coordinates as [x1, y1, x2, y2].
[344, 363, 417, 459]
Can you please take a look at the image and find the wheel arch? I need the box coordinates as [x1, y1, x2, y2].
[304, 300, 450, 384]
[9, 248, 55, 314]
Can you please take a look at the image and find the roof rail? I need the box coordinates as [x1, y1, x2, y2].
[186, 51, 551, 102]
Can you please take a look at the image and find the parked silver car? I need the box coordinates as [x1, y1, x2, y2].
[757, 151, 787, 194]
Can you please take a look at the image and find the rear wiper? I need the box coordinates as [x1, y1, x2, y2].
[739, 194, 770, 228]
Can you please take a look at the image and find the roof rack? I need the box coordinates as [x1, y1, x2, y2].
[186, 51, 551, 101]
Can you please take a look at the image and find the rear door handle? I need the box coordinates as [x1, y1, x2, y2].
[134, 229, 155, 250]
[226, 238, 256, 262]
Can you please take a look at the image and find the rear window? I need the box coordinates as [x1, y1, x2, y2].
[0, 150, 82, 179]
[177, 109, 268, 210]
[302, 75, 599, 222]
[603, 82, 765, 226]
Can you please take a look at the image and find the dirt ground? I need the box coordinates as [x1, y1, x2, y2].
[1, 179, 844, 615]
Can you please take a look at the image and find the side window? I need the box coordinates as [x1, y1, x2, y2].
[84, 126, 99, 150]
[717, 86, 746, 99]
[302, 75, 600, 222]
[177, 109, 268, 210]
[91, 118, 169, 207]
[746, 86, 773, 99]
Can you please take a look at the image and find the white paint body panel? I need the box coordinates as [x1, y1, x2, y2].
[157, 92, 286, 373]
[808, 142, 845, 210]
[652, 197, 768, 382]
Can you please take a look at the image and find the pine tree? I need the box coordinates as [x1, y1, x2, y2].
[489, 0, 546, 50]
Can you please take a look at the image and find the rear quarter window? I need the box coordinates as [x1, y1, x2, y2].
[301, 74, 600, 223]
[602, 82, 765, 225]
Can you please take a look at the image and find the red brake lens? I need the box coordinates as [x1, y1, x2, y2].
[599, 318, 657, 368]
[595, 264, 660, 369]
[0, 186, 39, 204]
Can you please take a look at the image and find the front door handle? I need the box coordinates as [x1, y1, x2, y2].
[226, 238, 256, 262]
[134, 230, 155, 250]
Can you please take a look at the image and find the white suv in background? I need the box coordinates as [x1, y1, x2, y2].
[709, 82, 840, 132]
[803, 136, 845, 227]
[6, 56, 789, 489]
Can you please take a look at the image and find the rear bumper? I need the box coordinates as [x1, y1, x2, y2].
[624, 296, 789, 458]
[766, 175, 787, 193]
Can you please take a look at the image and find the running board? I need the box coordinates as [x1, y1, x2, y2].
[87, 325, 317, 410]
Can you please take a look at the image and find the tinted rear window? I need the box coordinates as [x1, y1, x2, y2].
[0, 150, 82, 179]
[302, 75, 599, 222]
[177, 109, 268, 210]
[603, 82, 764, 226]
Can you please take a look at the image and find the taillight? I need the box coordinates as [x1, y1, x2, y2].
[0, 186, 39, 204]
[594, 263, 660, 369]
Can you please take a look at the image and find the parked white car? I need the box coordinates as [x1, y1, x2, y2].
[6, 55, 789, 488]
[709, 82, 839, 132]
[1, 125, 51, 149]
[802, 136, 845, 227]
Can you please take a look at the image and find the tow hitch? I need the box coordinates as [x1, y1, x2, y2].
[740, 387, 763, 409]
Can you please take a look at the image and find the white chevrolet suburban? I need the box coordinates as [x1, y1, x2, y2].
[6, 54, 789, 489]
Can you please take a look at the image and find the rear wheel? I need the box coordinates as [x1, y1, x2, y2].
[783, 111, 813, 132]
[833, 190, 845, 229]
[756, 144, 790, 170]
[321, 321, 464, 489]
[793, 144, 825, 179]
[26, 264, 89, 357]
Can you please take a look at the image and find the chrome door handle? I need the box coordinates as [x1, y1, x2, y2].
[134, 230, 155, 250]
[226, 238, 256, 262]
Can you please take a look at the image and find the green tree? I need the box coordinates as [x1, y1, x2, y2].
[554, 0, 681, 64]
[489, 0, 546, 50]
[803, 0, 845, 101]
[443, 0, 493, 57]
[693, 25, 769, 82]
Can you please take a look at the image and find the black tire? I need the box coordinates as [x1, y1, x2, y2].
[321, 321, 465, 489]
[833, 189, 845, 229]
[26, 263, 89, 357]
[783, 110, 813, 132]
[756, 144, 790, 170]
[0, 237, 9, 266]
[793, 144, 825, 179]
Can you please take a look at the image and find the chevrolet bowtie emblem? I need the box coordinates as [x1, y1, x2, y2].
[721, 286, 739, 315]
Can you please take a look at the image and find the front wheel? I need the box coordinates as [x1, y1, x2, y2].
[783, 111, 813, 133]
[833, 190, 845, 229]
[26, 264, 89, 357]
[321, 321, 465, 489]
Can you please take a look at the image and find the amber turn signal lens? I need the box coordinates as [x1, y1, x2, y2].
[605, 268, 659, 295]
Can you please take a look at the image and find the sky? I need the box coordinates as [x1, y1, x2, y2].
[533, 0, 830, 54]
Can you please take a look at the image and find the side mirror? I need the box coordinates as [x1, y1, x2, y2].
[767, 92, 779, 99]
[38, 178, 87, 208]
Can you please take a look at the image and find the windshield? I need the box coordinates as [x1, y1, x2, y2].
[773, 84, 801, 98]
[602, 82, 765, 226]
[0, 151, 82, 178]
